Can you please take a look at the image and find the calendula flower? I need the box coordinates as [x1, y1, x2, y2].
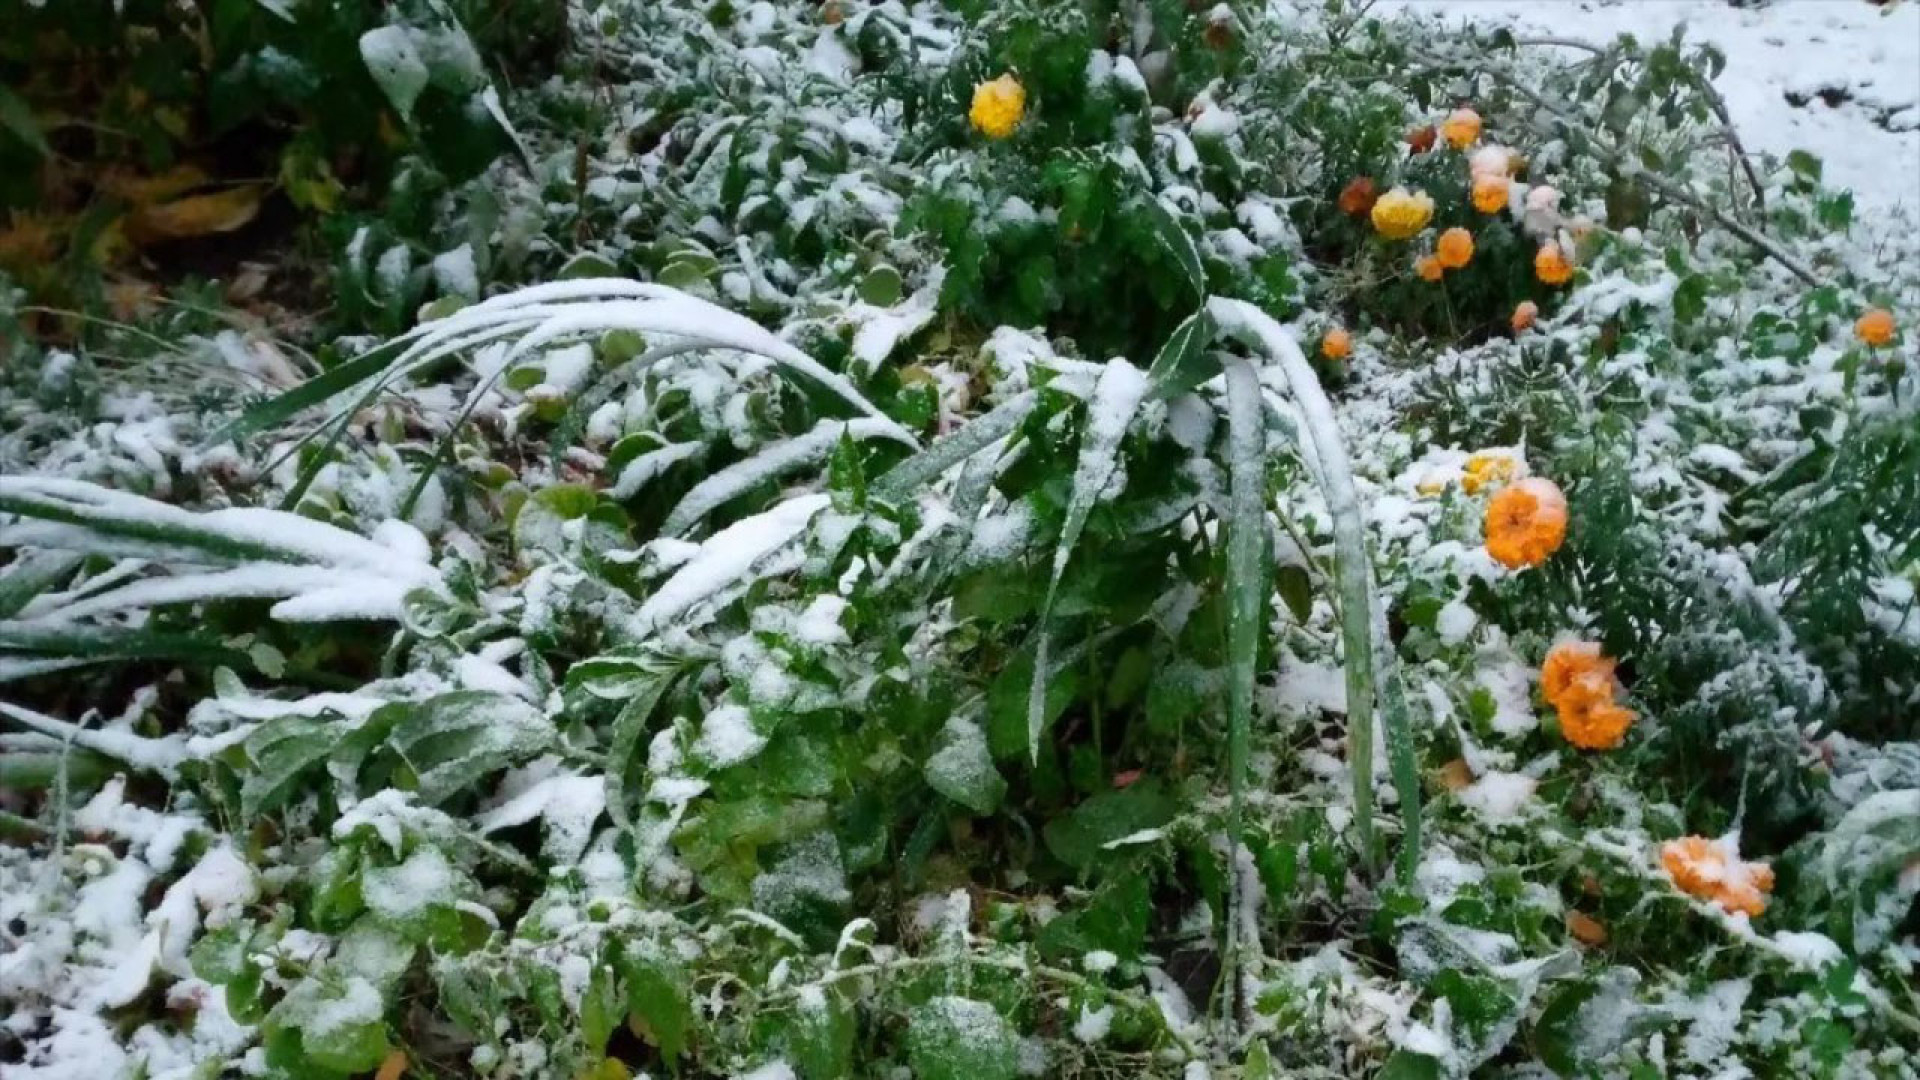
[1512, 300, 1538, 333]
[1856, 307, 1895, 347]
[1436, 227, 1474, 269]
[1485, 476, 1567, 569]
[1321, 327, 1352, 360]
[1442, 107, 1482, 149]
[1339, 177, 1378, 217]
[1406, 125, 1437, 153]
[1371, 187, 1435, 240]
[1415, 254, 1445, 282]
[1461, 449, 1521, 495]
[1472, 174, 1511, 214]
[1560, 691, 1634, 750]
[1541, 640, 1609, 706]
[1661, 835, 1775, 917]
[1535, 242, 1574, 286]
[969, 74, 1025, 139]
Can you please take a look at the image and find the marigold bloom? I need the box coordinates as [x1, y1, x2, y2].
[1512, 300, 1538, 333]
[1415, 254, 1444, 282]
[1855, 307, 1895, 347]
[1441, 108, 1482, 149]
[1339, 177, 1378, 217]
[1540, 640, 1609, 706]
[1371, 187, 1435, 240]
[1436, 227, 1474, 270]
[1485, 476, 1567, 569]
[1661, 835, 1775, 917]
[1468, 145, 1511, 179]
[969, 74, 1025, 139]
[1565, 910, 1608, 946]
[1406, 125, 1437, 153]
[1535, 242, 1574, 286]
[1560, 694, 1634, 750]
[1461, 450, 1521, 495]
[1472, 174, 1510, 214]
[1321, 327, 1352, 360]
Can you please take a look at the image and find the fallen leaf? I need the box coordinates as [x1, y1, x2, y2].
[98, 164, 212, 206]
[374, 1048, 408, 1080]
[1565, 910, 1608, 946]
[127, 185, 264, 243]
[1438, 758, 1473, 791]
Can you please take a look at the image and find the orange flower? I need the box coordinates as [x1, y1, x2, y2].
[1565, 910, 1608, 946]
[1441, 108, 1482, 149]
[1321, 327, 1352, 360]
[1511, 300, 1538, 333]
[1485, 477, 1567, 569]
[1560, 694, 1634, 751]
[1535, 242, 1574, 286]
[1855, 307, 1895, 347]
[1472, 174, 1510, 214]
[1436, 227, 1474, 270]
[1406, 125, 1437, 153]
[1339, 176, 1379, 217]
[1661, 835, 1775, 917]
[1540, 641, 1610, 707]
[1415, 254, 1445, 282]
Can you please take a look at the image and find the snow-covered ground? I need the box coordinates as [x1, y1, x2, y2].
[1375, 0, 1920, 213]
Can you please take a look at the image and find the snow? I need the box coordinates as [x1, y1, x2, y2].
[1071, 1002, 1115, 1044]
[632, 493, 830, 631]
[361, 845, 457, 923]
[1457, 770, 1538, 821]
[695, 702, 767, 768]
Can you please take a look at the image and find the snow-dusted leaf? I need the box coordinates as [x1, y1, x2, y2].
[385, 691, 555, 805]
[633, 493, 828, 633]
[663, 416, 904, 535]
[907, 996, 1018, 1080]
[1029, 359, 1149, 759]
[360, 27, 430, 120]
[924, 715, 1005, 815]
[872, 389, 1037, 503]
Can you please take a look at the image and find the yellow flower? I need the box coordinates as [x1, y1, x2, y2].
[969, 74, 1025, 140]
[1436, 227, 1474, 270]
[1370, 187, 1434, 240]
[1535, 242, 1574, 286]
[1855, 307, 1895, 347]
[1442, 107, 1482, 149]
[1461, 450, 1520, 495]
[1415, 254, 1444, 282]
[1472, 174, 1510, 214]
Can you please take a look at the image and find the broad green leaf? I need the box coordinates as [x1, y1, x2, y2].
[0, 86, 49, 158]
[907, 997, 1018, 1080]
[858, 264, 903, 306]
[622, 951, 693, 1063]
[1377, 1050, 1442, 1080]
[1043, 782, 1176, 871]
[924, 716, 1005, 815]
[789, 987, 855, 1080]
[386, 691, 555, 804]
[1145, 307, 1219, 398]
[872, 389, 1036, 502]
[242, 715, 338, 818]
[360, 27, 430, 121]
[1142, 196, 1206, 301]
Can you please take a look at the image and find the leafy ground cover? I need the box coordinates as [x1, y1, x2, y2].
[1, 1, 1917, 1078]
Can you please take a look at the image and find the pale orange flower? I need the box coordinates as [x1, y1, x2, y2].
[1321, 327, 1352, 360]
[1559, 693, 1634, 751]
[1540, 640, 1610, 706]
[1472, 174, 1510, 214]
[1535, 242, 1574, 286]
[1436, 227, 1474, 269]
[1441, 108, 1482, 149]
[1511, 300, 1538, 333]
[1855, 308, 1895, 347]
[1415, 254, 1445, 282]
[1661, 835, 1775, 917]
[1485, 477, 1567, 569]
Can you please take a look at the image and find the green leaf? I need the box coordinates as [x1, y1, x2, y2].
[1030, 360, 1149, 759]
[1787, 149, 1823, 184]
[789, 988, 855, 1080]
[206, 344, 398, 447]
[266, 976, 391, 1074]
[907, 997, 1018, 1080]
[924, 716, 1006, 815]
[359, 27, 430, 121]
[385, 691, 555, 804]
[0, 85, 50, 158]
[1673, 275, 1708, 325]
[858, 264, 904, 306]
[1376, 1050, 1442, 1080]
[1220, 356, 1271, 969]
[1145, 307, 1219, 399]
[242, 715, 338, 818]
[0, 551, 79, 619]
[872, 390, 1036, 502]
[1276, 564, 1312, 623]
[1142, 196, 1206, 301]
[622, 951, 694, 1063]
[1043, 781, 1176, 870]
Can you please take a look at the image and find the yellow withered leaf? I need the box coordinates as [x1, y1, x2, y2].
[128, 185, 264, 243]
